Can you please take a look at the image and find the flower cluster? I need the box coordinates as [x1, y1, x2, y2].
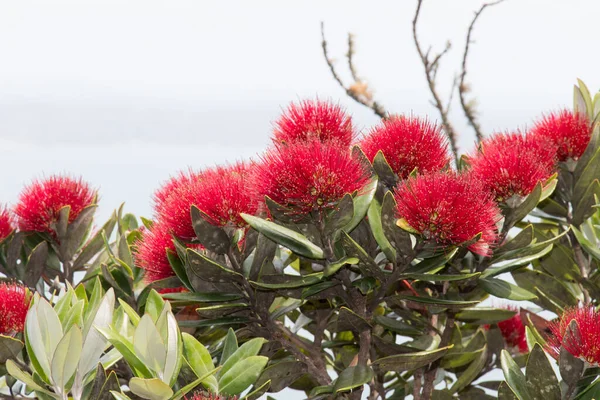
[0, 206, 14, 242]
[546, 305, 600, 364]
[531, 109, 592, 162]
[273, 99, 354, 146]
[359, 115, 450, 179]
[468, 132, 556, 202]
[394, 172, 500, 256]
[0, 283, 30, 335]
[188, 392, 237, 400]
[497, 309, 528, 353]
[13, 175, 96, 234]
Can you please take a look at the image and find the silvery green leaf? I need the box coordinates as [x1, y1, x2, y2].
[134, 315, 166, 378]
[51, 325, 82, 391]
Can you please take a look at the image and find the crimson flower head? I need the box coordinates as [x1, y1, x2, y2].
[135, 222, 177, 282]
[468, 132, 557, 202]
[154, 170, 206, 240]
[188, 392, 237, 400]
[0, 206, 14, 242]
[546, 305, 600, 364]
[394, 172, 500, 256]
[530, 109, 592, 162]
[252, 140, 371, 216]
[497, 307, 528, 353]
[14, 175, 96, 234]
[359, 115, 450, 179]
[0, 283, 30, 335]
[193, 162, 258, 228]
[273, 99, 354, 147]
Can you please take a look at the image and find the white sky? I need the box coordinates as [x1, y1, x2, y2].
[1, 0, 599, 222]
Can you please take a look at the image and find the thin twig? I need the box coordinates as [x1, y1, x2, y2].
[321, 22, 388, 119]
[412, 0, 460, 165]
[459, 0, 507, 143]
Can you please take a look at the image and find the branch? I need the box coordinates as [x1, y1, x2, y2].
[412, 0, 460, 165]
[459, 0, 507, 143]
[321, 22, 388, 119]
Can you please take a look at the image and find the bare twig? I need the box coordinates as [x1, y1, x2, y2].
[412, 0, 460, 165]
[459, 0, 507, 143]
[321, 22, 388, 119]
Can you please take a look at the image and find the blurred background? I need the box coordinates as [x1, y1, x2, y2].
[1, 0, 598, 224]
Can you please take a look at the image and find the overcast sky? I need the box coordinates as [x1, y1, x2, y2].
[1, 0, 599, 223]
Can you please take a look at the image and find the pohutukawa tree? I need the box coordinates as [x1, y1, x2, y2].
[0, 22, 598, 400]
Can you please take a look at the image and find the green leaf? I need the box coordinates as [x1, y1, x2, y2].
[449, 345, 488, 394]
[573, 147, 600, 205]
[218, 356, 269, 396]
[336, 307, 371, 333]
[250, 273, 322, 289]
[6, 359, 58, 398]
[479, 278, 538, 301]
[128, 377, 173, 400]
[559, 346, 584, 385]
[254, 361, 307, 393]
[186, 249, 243, 283]
[341, 231, 384, 279]
[504, 183, 542, 229]
[26, 297, 63, 382]
[525, 344, 560, 400]
[161, 291, 242, 304]
[455, 308, 517, 324]
[182, 333, 218, 393]
[219, 338, 265, 380]
[110, 391, 133, 400]
[481, 245, 553, 279]
[512, 269, 578, 311]
[0, 335, 23, 363]
[60, 204, 96, 261]
[51, 325, 82, 390]
[171, 366, 221, 400]
[500, 349, 532, 400]
[372, 151, 397, 186]
[390, 295, 480, 310]
[399, 272, 480, 282]
[325, 194, 354, 235]
[241, 214, 325, 259]
[220, 328, 238, 365]
[191, 206, 230, 254]
[373, 315, 421, 335]
[342, 176, 378, 233]
[372, 346, 453, 371]
[572, 225, 600, 261]
[324, 257, 359, 277]
[380, 191, 413, 260]
[368, 197, 396, 262]
[498, 381, 519, 400]
[73, 212, 117, 269]
[333, 365, 374, 393]
[166, 250, 192, 291]
[406, 248, 458, 274]
[25, 241, 48, 287]
[97, 327, 153, 378]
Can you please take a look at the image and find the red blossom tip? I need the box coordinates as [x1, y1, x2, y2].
[530, 109, 592, 162]
[497, 307, 528, 353]
[252, 140, 371, 216]
[135, 222, 177, 282]
[468, 131, 557, 202]
[14, 175, 96, 234]
[359, 115, 450, 179]
[273, 99, 355, 147]
[546, 305, 600, 364]
[0, 206, 15, 242]
[0, 283, 31, 335]
[393, 172, 501, 256]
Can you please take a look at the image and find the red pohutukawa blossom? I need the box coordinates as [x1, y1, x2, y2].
[14, 175, 96, 234]
[0, 206, 14, 242]
[0, 283, 30, 335]
[188, 392, 237, 400]
[546, 305, 600, 363]
[468, 132, 557, 202]
[135, 222, 178, 282]
[252, 140, 371, 216]
[530, 109, 592, 161]
[359, 115, 450, 179]
[194, 162, 258, 227]
[394, 172, 501, 256]
[273, 99, 354, 147]
[154, 169, 204, 217]
[497, 309, 528, 353]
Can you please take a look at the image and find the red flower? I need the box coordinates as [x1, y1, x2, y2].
[14, 175, 96, 234]
[193, 162, 258, 228]
[359, 115, 450, 179]
[497, 308, 528, 353]
[0, 283, 30, 335]
[188, 392, 237, 400]
[530, 109, 592, 161]
[0, 206, 14, 242]
[135, 222, 177, 282]
[546, 305, 600, 363]
[154, 170, 206, 240]
[273, 99, 354, 147]
[394, 172, 500, 256]
[252, 141, 371, 216]
[468, 132, 556, 202]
